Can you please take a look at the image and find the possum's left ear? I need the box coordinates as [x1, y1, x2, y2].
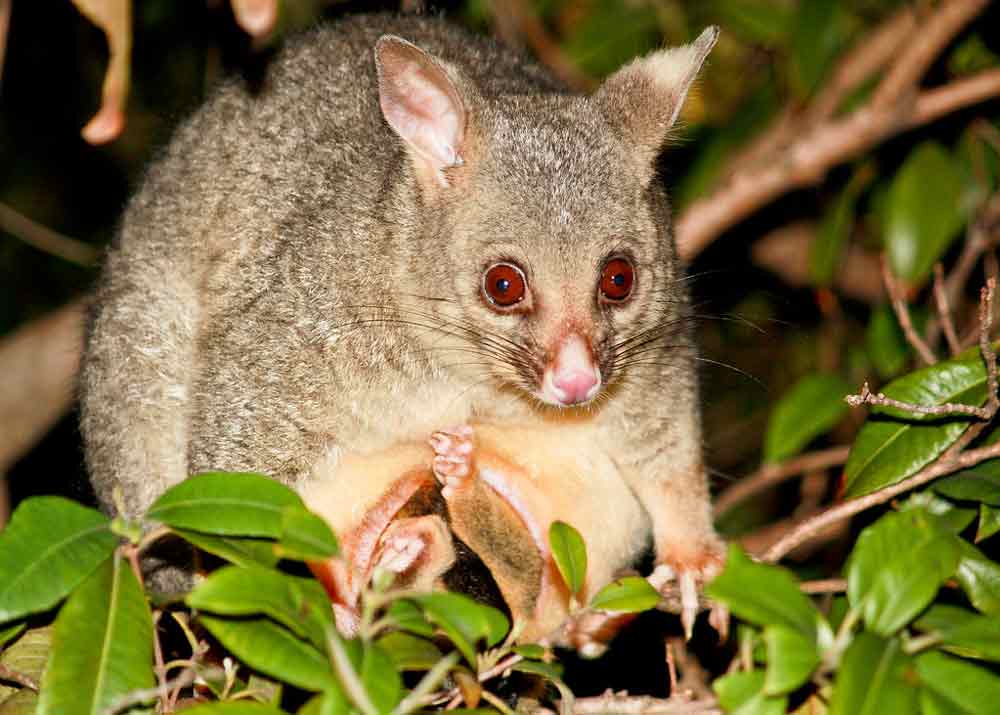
[592, 27, 718, 164]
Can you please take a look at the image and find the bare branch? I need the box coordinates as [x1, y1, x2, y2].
[845, 380, 993, 419]
[714, 445, 850, 517]
[871, 0, 989, 109]
[677, 68, 1000, 260]
[934, 263, 962, 356]
[0, 663, 39, 692]
[979, 277, 999, 412]
[800, 578, 847, 595]
[0, 202, 100, 266]
[882, 258, 937, 365]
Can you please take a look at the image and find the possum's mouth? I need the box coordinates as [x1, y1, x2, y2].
[535, 334, 603, 407]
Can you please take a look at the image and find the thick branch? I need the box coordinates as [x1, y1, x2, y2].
[0, 300, 86, 474]
[677, 68, 1000, 260]
[714, 445, 850, 517]
[871, 0, 989, 109]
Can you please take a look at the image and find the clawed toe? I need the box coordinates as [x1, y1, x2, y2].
[429, 425, 476, 495]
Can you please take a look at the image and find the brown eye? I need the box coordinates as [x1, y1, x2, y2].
[600, 258, 634, 302]
[483, 262, 527, 308]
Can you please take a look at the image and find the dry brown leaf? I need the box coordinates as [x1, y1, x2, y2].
[71, 0, 131, 144]
[231, 0, 278, 39]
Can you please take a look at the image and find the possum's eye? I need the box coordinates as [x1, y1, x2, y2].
[599, 257, 635, 303]
[482, 262, 527, 308]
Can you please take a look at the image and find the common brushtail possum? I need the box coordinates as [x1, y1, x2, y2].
[80, 13, 722, 640]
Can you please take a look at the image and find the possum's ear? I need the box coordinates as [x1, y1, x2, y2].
[375, 36, 475, 188]
[593, 27, 718, 165]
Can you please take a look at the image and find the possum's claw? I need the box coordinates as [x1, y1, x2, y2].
[649, 554, 727, 641]
[430, 425, 475, 498]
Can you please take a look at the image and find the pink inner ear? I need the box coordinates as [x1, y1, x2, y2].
[376, 39, 466, 174]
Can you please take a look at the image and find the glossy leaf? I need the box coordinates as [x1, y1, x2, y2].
[297, 689, 350, 715]
[714, 670, 787, 715]
[977, 504, 1000, 542]
[885, 142, 965, 283]
[714, 0, 792, 46]
[844, 349, 990, 497]
[512, 659, 564, 681]
[172, 528, 279, 569]
[512, 643, 547, 660]
[385, 599, 434, 638]
[866, 304, 909, 380]
[764, 373, 851, 462]
[846, 509, 960, 635]
[360, 642, 403, 714]
[549, 521, 587, 597]
[376, 631, 443, 671]
[147, 472, 304, 537]
[0, 623, 24, 650]
[707, 544, 818, 638]
[829, 633, 918, 715]
[409, 593, 509, 665]
[273, 507, 339, 561]
[899, 492, 977, 534]
[916, 604, 1000, 661]
[763, 625, 820, 695]
[198, 615, 336, 692]
[187, 566, 333, 647]
[810, 184, 856, 286]
[955, 541, 1000, 615]
[36, 556, 154, 715]
[790, 0, 847, 98]
[588, 576, 660, 613]
[934, 468, 1000, 506]
[917, 651, 1000, 715]
[0, 497, 117, 623]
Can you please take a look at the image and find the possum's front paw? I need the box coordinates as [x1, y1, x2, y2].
[650, 540, 728, 641]
[429, 425, 475, 498]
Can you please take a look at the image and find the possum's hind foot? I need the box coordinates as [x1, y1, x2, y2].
[429, 425, 475, 498]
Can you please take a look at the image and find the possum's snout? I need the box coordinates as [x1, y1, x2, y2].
[539, 333, 602, 406]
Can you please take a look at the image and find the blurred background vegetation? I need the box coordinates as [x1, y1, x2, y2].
[1, 0, 999, 549]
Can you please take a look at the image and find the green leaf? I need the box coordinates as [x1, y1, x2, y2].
[846, 509, 960, 635]
[511, 659, 564, 681]
[0, 688, 39, 715]
[409, 593, 509, 666]
[707, 544, 818, 638]
[187, 566, 333, 648]
[588, 576, 660, 613]
[917, 650, 1000, 715]
[385, 599, 434, 638]
[934, 469, 1000, 506]
[360, 642, 403, 714]
[790, 0, 849, 98]
[763, 625, 820, 695]
[172, 528, 280, 569]
[147, 472, 304, 537]
[810, 185, 856, 286]
[0, 497, 117, 623]
[977, 504, 1000, 542]
[764, 373, 851, 462]
[512, 643, 547, 660]
[885, 142, 966, 283]
[916, 604, 1000, 661]
[560, 0, 659, 78]
[829, 633, 918, 715]
[0, 625, 51, 705]
[273, 507, 339, 561]
[899, 492, 977, 534]
[955, 540, 1000, 615]
[297, 689, 350, 715]
[548, 521, 587, 597]
[0, 623, 25, 650]
[948, 34, 1000, 76]
[198, 615, 336, 692]
[177, 704, 288, 715]
[844, 348, 990, 497]
[714, 0, 793, 47]
[36, 555, 154, 715]
[866, 304, 910, 380]
[714, 670, 787, 715]
[376, 632, 443, 671]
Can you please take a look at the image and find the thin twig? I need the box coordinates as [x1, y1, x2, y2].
[979, 278, 999, 413]
[800, 578, 847, 595]
[845, 381, 993, 419]
[0, 663, 38, 692]
[714, 445, 850, 517]
[934, 263, 962, 356]
[882, 257, 937, 365]
[104, 669, 197, 715]
[0, 202, 100, 266]
[665, 641, 678, 695]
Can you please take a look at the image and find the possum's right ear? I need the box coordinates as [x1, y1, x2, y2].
[375, 36, 475, 189]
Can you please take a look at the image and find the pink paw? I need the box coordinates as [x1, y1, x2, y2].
[429, 425, 475, 499]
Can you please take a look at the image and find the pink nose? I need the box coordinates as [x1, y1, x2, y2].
[552, 370, 599, 404]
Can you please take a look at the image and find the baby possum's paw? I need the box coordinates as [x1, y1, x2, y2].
[372, 515, 456, 591]
[429, 425, 475, 499]
[650, 539, 728, 641]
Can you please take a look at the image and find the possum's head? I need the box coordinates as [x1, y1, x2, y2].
[375, 28, 717, 408]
